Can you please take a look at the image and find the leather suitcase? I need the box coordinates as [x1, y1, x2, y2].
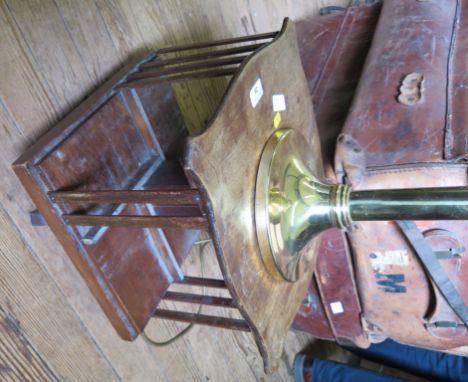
[293, 2, 382, 347]
[337, 0, 468, 354]
[293, 0, 468, 356]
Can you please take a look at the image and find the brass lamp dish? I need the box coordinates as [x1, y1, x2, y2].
[256, 128, 468, 282]
[255, 128, 351, 282]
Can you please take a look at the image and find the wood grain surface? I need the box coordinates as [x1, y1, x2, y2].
[0, 0, 347, 380]
[185, 20, 322, 373]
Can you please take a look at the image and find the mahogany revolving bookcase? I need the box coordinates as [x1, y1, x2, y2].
[13, 20, 317, 372]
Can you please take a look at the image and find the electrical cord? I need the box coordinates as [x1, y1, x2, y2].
[142, 238, 209, 347]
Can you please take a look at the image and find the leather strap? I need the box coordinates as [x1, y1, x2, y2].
[397, 220, 468, 326]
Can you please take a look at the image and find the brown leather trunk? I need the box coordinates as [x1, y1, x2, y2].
[336, 0, 468, 354]
[293, 2, 382, 347]
[293, 0, 468, 356]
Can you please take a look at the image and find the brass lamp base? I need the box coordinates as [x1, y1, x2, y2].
[255, 128, 468, 283]
[255, 129, 352, 282]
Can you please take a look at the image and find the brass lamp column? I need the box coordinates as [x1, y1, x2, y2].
[255, 129, 468, 282]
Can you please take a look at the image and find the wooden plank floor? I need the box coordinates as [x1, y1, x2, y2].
[0, 1, 348, 380]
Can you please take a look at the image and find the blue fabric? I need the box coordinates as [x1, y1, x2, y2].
[306, 339, 468, 382]
[347, 339, 468, 382]
[310, 358, 407, 382]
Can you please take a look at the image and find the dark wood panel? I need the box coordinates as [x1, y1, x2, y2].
[12, 52, 193, 342]
[36, 94, 153, 196]
[88, 205, 174, 330]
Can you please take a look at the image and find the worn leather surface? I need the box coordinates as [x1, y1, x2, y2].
[296, 3, 381, 180]
[292, 3, 381, 346]
[347, 167, 468, 351]
[338, 0, 458, 168]
[294, 0, 468, 355]
[335, 0, 468, 354]
[446, 0, 468, 160]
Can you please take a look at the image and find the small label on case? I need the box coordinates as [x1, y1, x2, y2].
[330, 301, 344, 315]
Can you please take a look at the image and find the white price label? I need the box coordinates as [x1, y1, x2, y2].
[249, 78, 264, 108]
[330, 301, 344, 315]
[272, 94, 286, 112]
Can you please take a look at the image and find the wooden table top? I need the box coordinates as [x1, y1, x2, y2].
[185, 19, 323, 372]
